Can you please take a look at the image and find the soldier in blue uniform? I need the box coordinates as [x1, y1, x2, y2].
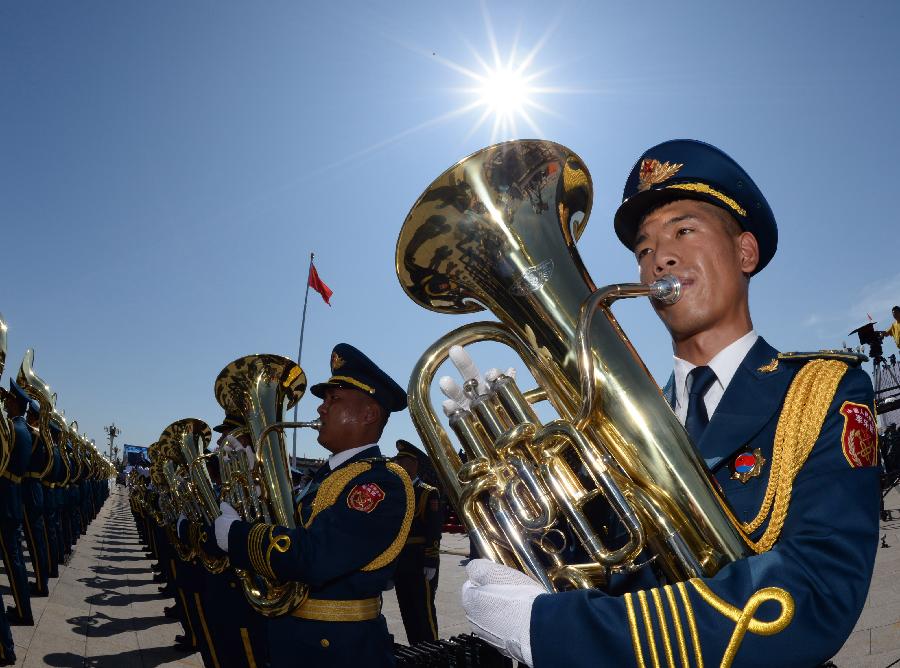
[0, 381, 36, 626]
[22, 409, 50, 596]
[461, 139, 881, 667]
[392, 439, 443, 645]
[214, 343, 414, 668]
[186, 413, 270, 668]
[43, 422, 65, 578]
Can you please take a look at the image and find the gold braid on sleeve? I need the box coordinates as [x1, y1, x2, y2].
[741, 359, 848, 553]
[362, 462, 415, 571]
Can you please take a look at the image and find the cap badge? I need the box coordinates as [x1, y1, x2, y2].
[730, 448, 766, 484]
[331, 352, 345, 371]
[638, 159, 683, 192]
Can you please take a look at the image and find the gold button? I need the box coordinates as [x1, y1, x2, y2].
[320, 639, 330, 648]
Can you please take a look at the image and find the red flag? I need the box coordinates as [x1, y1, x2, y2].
[308, 263, 333, 305]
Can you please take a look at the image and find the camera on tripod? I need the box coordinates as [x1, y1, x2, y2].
[850, 322, 884, 362]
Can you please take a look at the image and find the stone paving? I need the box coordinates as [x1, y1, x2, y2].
[0, 486, 898, 666]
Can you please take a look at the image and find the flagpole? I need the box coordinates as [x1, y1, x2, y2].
[292, 252, 314, 465]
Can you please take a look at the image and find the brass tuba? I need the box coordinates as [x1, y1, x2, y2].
[17, 350, 65, 481]
[396, 140, 751, 591]
[213, 354, 319, 616]
[158, 418, 228, 573]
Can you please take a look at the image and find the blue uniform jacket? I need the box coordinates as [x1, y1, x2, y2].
[23, 433, 48, 511]
[530, 337, 880, 667]
[0, 416, 33, 521]
[228, 445, 414, 667]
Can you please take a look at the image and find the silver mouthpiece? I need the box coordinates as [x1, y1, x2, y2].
[649, 274, 681, 305]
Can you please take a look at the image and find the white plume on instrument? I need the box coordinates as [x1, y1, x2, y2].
[439, 375, 468, 409]
[449, 345, 487, 394]
[442, 399, 463, 417]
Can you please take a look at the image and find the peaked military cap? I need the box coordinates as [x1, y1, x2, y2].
[614, 139, 777, 274]
[395, 439, 430, 465]
[310, 343, 407, 413]
[213, 412, 244, 434]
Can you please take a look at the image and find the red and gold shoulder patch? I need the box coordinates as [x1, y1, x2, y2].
[839, 401, 878, 468]
[347, 483, 385, 513]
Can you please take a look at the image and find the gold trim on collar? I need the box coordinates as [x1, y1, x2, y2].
[666, 182, 748, 217]
[757, 358, 779, 373]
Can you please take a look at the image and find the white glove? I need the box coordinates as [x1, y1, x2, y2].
[461, 559, 543, 668]
[424, 567, 437, 581]
[214, 501, 240, 552]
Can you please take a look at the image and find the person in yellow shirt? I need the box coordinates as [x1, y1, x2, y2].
[883, 306, 900, 348]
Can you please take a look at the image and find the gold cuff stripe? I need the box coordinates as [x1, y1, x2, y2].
[689, 579, 794, 668]
[663, 585, 690, 668]
[304, 462, 372, 528]
[291, 596, 381, 622]
[665, 183, 747, 217]
[624, 593, 647, 668]
[650, 587, 676, 668]
[248, 523, 269, 577]
[329, 375, 375, 394]
[741, 359, 847, 552]
[362, 462, 415, 571]
[676, 582, 703, 668]
[637, 590, 661, 668]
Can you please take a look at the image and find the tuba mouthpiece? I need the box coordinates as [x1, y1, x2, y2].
[649, 274, 682, 305]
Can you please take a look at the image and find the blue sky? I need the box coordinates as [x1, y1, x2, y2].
[2, 1, 899, 459]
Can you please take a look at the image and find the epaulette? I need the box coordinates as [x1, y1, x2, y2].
[757, 350, 867, 374]
[778, 350, 867, 366]
[359, 456, 389, 464]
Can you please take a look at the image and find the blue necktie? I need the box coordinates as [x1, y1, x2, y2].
[684, 366, 717, 445]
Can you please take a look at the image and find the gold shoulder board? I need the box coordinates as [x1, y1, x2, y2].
[778, 350, 867, 367]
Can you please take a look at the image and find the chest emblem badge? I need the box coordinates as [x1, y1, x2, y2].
[730, 448, 766, 483]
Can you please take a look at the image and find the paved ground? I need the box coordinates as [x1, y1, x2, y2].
[1, 486, 898, 666]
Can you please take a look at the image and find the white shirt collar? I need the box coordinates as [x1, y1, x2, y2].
[327, 443, 379, 471]
[673, 330, 758, 422]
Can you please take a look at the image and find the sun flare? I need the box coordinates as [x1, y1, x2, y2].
[477, 66, 532, 120]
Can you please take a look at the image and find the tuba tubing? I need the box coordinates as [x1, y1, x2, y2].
[398, 139, 751, 592]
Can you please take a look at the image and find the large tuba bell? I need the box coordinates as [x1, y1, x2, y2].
[158, 418, 228, 573]
[17, 349, 65, 481]
[397, 140, 751, 591]
[213, 354, 320, 616]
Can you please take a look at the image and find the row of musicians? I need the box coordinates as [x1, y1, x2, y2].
[129, 349, 442, 668]
[0, 380, 111, 666]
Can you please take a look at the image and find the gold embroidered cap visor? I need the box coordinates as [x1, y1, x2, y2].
[613, 139, 777, 275]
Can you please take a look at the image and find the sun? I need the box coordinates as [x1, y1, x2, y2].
[477, 65, 532, 120]
[459, 51, 550, 142]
